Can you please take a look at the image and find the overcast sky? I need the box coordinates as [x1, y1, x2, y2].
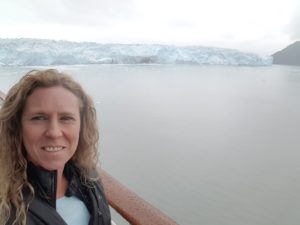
[0, 0, 299, 55]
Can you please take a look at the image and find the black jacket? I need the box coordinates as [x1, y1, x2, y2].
[9, 161, 111, 225]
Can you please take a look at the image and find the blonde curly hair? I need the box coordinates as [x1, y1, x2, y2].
[0, 69, 100, 225]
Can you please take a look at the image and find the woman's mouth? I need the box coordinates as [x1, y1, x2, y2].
[42, 146, 65, 152]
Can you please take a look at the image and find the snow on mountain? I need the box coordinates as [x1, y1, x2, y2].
[0, 38, 272, 66]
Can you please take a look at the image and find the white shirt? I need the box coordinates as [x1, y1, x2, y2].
[56, 196, 90, 225]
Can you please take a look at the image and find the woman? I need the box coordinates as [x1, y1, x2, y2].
[0, 69, 111, 225]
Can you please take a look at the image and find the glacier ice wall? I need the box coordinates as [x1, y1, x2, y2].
[0, 38, 273, 66]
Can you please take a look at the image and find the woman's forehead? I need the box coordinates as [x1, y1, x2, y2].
[23, 86, 81, 114]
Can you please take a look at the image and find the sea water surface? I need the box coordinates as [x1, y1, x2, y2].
[1, 64, 300, 225]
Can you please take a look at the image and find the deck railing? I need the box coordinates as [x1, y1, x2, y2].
[99, 169, 179, 225]
[0, 91, 179, 225]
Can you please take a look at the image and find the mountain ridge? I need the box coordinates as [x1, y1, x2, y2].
[272, 41, 300, 66]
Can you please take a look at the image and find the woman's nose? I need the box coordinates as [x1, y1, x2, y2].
[45, 120, 63, 138]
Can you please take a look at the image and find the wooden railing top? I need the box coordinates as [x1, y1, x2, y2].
[98, 169, 179, 225]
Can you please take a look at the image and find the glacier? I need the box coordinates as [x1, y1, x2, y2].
[0, 38, 272, 66]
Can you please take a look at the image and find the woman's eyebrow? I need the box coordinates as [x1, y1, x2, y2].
[59, 112, 78, 116]
[25, 111, 47, 115]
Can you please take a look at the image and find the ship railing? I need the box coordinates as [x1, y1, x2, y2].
[0, 91, 179, 225]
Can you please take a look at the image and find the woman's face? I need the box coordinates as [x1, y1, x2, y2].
[21, 86, 81, 172]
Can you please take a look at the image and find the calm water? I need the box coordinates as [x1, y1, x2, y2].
[1, 64, 300, 225]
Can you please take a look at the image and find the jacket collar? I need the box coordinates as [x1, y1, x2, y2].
[27, 161, 80, 208]
[27, 162, 58, 208]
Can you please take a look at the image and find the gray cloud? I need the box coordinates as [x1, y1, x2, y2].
[287, 7, 300, 39]
[1, 0, 137, 27]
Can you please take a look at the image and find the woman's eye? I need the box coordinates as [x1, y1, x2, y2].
[61, 116, 75, 121]
[31, 115, 47, 120]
